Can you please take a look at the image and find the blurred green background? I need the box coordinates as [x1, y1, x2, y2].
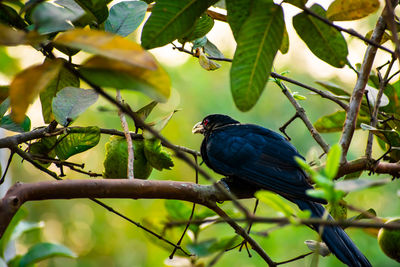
[1, 3, 400, 266]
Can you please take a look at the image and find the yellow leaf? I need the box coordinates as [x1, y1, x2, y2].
[0, 25, 46, 46]
[198, 50, 220, 71]
[327, 0, 380, 21]
[54, 29, 157, 70]
[79, 56, 170, 102]
[0, 25, 27, 46]
[10, 59, 63, 123]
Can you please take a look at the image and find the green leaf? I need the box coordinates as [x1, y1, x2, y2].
[306, 189, 328, 201]
[315, 81, 350, 96]
[180, 14, 214, 42]
[103, 137, 153, 179]
[165, 200, 193, 220]
[324, 144, 341, 180]
[314, 111, 370, 133]
[141, 0, 212, 49]
[0, 209, 27, 257]
[31, 2, 82, 34]
[226, 0, 253, 39]
[0, 46, 20, 77]
[74, 0, 110, 24]
[10, 221, 44, 242]
[293, 4, 348, 68]
[0, 98, 10, 118]
[143, 139, 174, 170]
[0, 115, 30, 132]
[136, 101, 157, 121]
[105, 1, 148, 37]
[143, 110, 177, 138]
[54, 29, 158, 70]
[40, 63, 80, 123]
[52, 87, 98, 126]
[335, 178, 390, 193]
[279, 24, 289, 54]
[255, 190, 294, 217]
[327, 0, 379, 21]
[203, 38, 224, 58]
[292, 92, 306, 100]
[230, 1, 284, 111]
[328, 201, 347, 220]
[0, 4, 27, 29]
[79, 56, 170, 102]
[19, 242, 76, 267]
[187, 239, 216, 257]
[55, 126, 100, 160]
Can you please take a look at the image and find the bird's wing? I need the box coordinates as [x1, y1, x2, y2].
[205, 124, 322, 202]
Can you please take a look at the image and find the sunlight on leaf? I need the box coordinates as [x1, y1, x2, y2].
[10, 59, 62, 123]
[327, 0, 379, 21]
[54, 29, 157, 70]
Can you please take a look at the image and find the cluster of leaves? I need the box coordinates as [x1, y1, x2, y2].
[0, 210, 76, 267]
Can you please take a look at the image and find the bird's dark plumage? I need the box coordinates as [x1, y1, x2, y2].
[193, 114, 371, 267]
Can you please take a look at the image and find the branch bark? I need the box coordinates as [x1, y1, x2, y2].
[339, 15, 387, 163]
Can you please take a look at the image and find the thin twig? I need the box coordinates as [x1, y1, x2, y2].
[276, 252, 313, 265]
[169, 155, 198, 259]
[301, 6, 394, 56]
[384, 0, 400, 60]
[0, 152, 14, 185]
[207, 202, 277, 266]
[116, 90, 134, 179]
[172, 46, 349, 110]
[278, 81, 330, 153]
[365, 57, 396, 159]
[339, 15, 387, 163]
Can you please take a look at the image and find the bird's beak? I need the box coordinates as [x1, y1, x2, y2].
[192, 121, 205, 134]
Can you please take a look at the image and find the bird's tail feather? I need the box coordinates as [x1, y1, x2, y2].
[292, 199, 371, 267]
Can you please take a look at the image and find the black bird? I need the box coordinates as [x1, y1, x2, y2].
[192, 114, 371, 267]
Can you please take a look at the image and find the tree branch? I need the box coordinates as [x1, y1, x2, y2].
[339, 14, 387, 163]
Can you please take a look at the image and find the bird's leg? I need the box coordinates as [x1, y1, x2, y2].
[238, 199, 259, 257]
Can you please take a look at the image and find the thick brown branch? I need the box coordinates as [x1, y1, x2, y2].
[0, 179, 253, 239]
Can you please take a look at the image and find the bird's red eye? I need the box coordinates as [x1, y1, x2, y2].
[203, 119, 209, 126]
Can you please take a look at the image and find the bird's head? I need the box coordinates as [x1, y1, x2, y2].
[192, 114, 239, 135]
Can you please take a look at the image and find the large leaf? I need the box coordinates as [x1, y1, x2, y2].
[31, 2, 82, 34]
[141, 0, 212, 49]
[105, 1, 148, 37]
[0, 115, 30, 132]
[230, 1, 284, 111]
[315, 81, 351, 96]
[54, 29, 157, 70]
[10, 59, 62, 123]
[226, 0, 253, 39]
[103, 137, 153, 179]
[314, 111, 369, 133]
[0, 24, 44, 46]
[327, 0, 379, 21]
[52, 87, 98, 126]
[293, 4, 348, 68]
[79, 56, 170, 102]
[55, 126, 100, 160]
[19, 242, 76, 267]
[40, 63, 80, 123]
[74, 0, 110, 24]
